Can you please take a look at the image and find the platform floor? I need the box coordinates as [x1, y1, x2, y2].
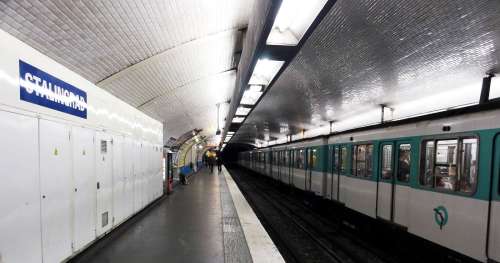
[70, 167, 282, 263]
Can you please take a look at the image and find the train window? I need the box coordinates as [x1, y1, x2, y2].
[421, 141, 435, 187]
[435, 139, 458, 191]
[334, 146, 339, 171]
[397, 144, 411, 182]
[296, 150, 304, 169]
[340, 146, 348, 174]
[420, 137, 477, 194]
[309, 149, 318, 169]
[459, 138, 478, 193]
[367, 145, 373, 176]
[381, 145, 393, 180]
[352, 144, 373, 178]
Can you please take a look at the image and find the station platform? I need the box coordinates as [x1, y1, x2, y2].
[70, 166, 284, 263]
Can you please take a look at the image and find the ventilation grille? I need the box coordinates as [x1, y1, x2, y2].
[101, 140, 107, 153]
[102, 212, 109, 227]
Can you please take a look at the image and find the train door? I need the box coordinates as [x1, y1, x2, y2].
[393, 141, 412, 226]
[272, 151, 276, 179]
[325, 146, 333, 199]
[263, 152, 266, 174]
[376, 142, 395, 221]
[293, 149, 307, 190]
[488, 135, 500, 262]
[274, 151, 283, 180]
[280, 150, 290, 184]
[328, 145, 340, 201]
[287, 150, 294, 185]
[306, 148, 313, 191]
[338, 145, 349, 203]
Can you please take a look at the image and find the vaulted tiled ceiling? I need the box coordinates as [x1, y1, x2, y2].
[0, 0, 253, 141]
[232, 0, 500, 146]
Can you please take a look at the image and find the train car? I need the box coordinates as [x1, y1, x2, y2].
[262, 148, 272, 177]
[239, 106, 500, 262]
[286, 138, 327, 196]
[0, 30, 163, 263]
[280, 147, 292, 185]
[270, 146, 281, 181]
[271, 145, 288, 183]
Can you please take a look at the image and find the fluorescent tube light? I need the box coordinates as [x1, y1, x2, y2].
[240, 89, 263, 105]
[232, 117, 245, 123]
[249, 85, 263, 92]
[266, 0, 328, 46]
[248, 59, 284, 86]
[236, 106, 252, 116]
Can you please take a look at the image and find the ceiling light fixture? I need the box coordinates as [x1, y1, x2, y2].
[235, 106, 252, 116]
[232, 117, 245, 123]
[240, 90, 263, 105]
[266, 0, 328, 46]
[248, 59, 284, 86]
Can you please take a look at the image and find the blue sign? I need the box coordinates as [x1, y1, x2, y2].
[19, 60, 87, 119]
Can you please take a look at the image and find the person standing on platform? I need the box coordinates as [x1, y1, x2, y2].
[208, 153, 215, 173]
[216, 155, 223, 172]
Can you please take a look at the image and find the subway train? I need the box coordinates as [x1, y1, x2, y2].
[238, 106, 500, 262]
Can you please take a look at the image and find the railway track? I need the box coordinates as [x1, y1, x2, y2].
[228, 166, 397, 263]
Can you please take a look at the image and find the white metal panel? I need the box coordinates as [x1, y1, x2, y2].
[280, 163, 286, 181]
[325, 172, 333, 199]
[134, 141, 142, 213]
[272, 165, 279, 180]
[327, 172, 340, 201]
[157, 146, 162, 198]
[0, 111, 41, 263]
[408, 189, 488, 262]
[489, 201, 500, 262]
[112, 135, 125, 225]
[292, 168, 306, 190]
[340, 176, 377, 218]
[124, 137, 135, 219]
[140, 142, 146, 209]
[376, 182, 392, 221]
[71, 126, 97, 252]
[394, 185, 410, 227]
[40, 119, 73, 263]
[310, 171, 325, 196]
[286, 165, 292, 185]
[148, 145, 154, 204]
[95, 132, 113, 236]
[332, 173, 340, 201]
